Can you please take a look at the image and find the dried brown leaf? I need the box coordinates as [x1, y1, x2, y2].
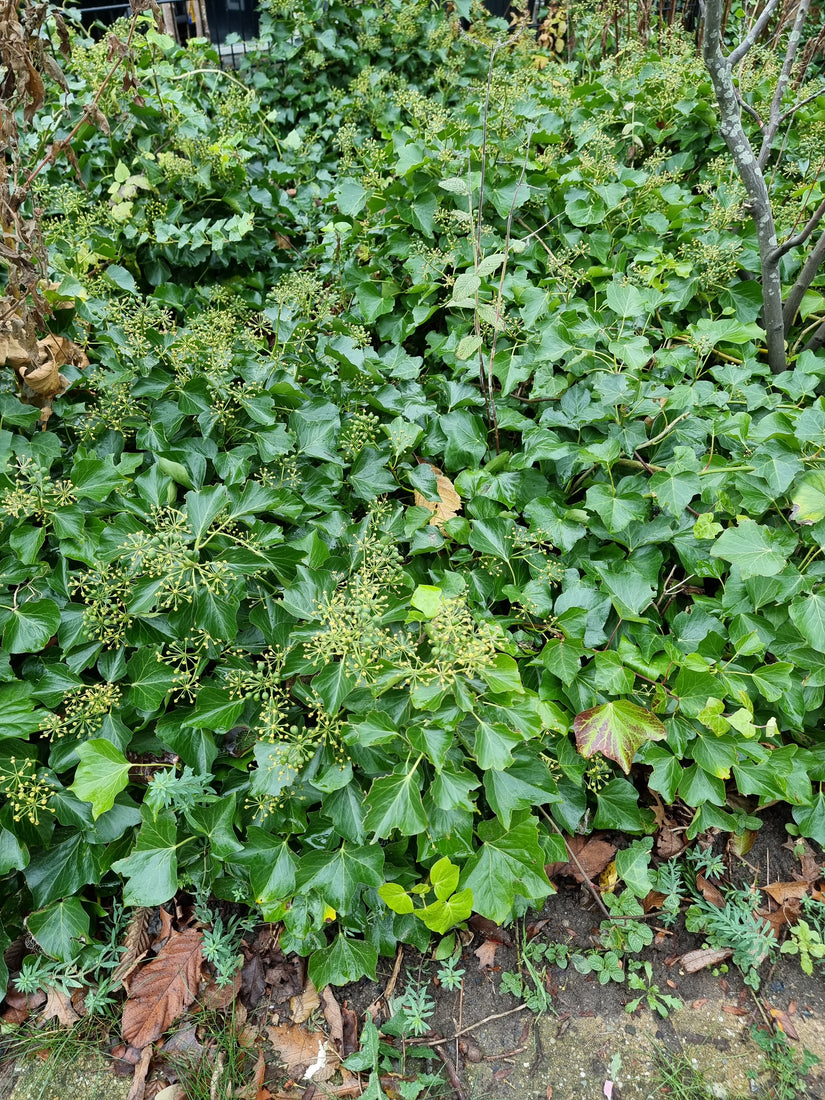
[201, 968, 242, 1011]
[771, 1008, 799, 1041]
[474, 939, 500, 970]
[413, 465, 461, 528]
[545, 835, 617, 882]
[113, 907, 152, 989]
[764, 881, 810, 905]
[126, 1046, 153, 1100]
[38, 985, 81, 1027]
[122, 928, 203, 1050]
[340, 1004, 358, 1058]
[695, 874, 725, 908]
[319, 985, 343, 1052]
[290, 978, 320, 1025]
[679, 948, 733, 974]
[266, 1023, 336, 1083]
[153, 1087, 186, 1100]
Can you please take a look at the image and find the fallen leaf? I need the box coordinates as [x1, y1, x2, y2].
[545, 835, 617, 883]
[642, 890, 667, 912]
[341, 1004, 358, 1058]
[757, 903, 797, 938]
[122, 928, 203, 1050]
[320, 985, 344, 1052]
[771, 1008, 799, 1041]
[154, 907, 174, 948]
[266, 1023, 336, 1082]
[153, 1087, 186, 1100]
[695, 874, 725, 908]
[764, 881, 809, 905]
[112, 1043, 143, 1076]
[161, 1024, 204, 1057]
[291, 979, 321, 1025]
[722, 1005, 748, 1016]
[692, 999, 709, 1009]
[655, 826, 686, 859]
[413, 465, 461, 528]
[202, 968, 242, 1011]
[474, 939, 500, 969]
[113, 908, 152, 988]
[240, 952, 267, 1009]
[38, 985, 81, 1027]
[727, 830, 757, 858]
[126, 1046, 153, 1100]
[467, 916, 513, 945]
[679, 948, 733, 973]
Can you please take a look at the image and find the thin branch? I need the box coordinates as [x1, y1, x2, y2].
[728, 0, 782, 65]
[781, 222, 825, 328]
[737, 92, 764, 130]
[538, 807, 612, 919]
[777, 86, 825, 127]
[771, 194, 825, 263]
[757, 0, 813, 170]
[635, 409, 692, 451]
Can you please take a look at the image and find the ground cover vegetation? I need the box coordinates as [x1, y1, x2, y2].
[1, 0, 825, 1056]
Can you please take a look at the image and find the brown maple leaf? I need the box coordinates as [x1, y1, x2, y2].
[37, 985, 80, 1027]
[413, 464, 461, 528]
[122, 928, 203, 1050]
[474, 939, 500, 969]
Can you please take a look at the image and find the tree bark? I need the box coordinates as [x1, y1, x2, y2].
[701, 0, 787, 373]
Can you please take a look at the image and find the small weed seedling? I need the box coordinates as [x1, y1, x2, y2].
[624, 960, 681, 1018]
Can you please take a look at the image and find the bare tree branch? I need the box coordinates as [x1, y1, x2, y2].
[757, 0, 813, 170]
[772, 197, 825, 264]
[784, 229, 825, 329]
[702, 0, 787, 372]
[728, 0, 782, 65]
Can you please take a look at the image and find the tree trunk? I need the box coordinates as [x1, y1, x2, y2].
[701, 0, 787, 373]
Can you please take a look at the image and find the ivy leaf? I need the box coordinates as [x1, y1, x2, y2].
[295, 843, 384, 915]
[2, 599, 60, 654]
[417, 888, 474, 934]
[615, 838, 654, 897]
[460, 814, 552, 923]
[111, 809, 179, 906]
[711, 519, 788, 578]
[308, 933, 378, 988]
[70, 739, 131, 820]
[789, 593, 825, 649]
[26, 898, 90, 963]
[574, 700, 666, 774]
[364, 767, 428, 839]
[790, 472, 825, 524]
[235, 828, 297, 919]
[25, 831, 99, 909]
[126, 649, 177, 712]
[593, 778, 652, 832]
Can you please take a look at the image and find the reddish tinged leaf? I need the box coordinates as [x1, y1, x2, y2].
[722, 1005, 748, 1016]
[122, 929, 203, 1050]
[573, 700, 666, 774]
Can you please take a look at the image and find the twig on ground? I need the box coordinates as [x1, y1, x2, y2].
[432, 1042, 469, 1100]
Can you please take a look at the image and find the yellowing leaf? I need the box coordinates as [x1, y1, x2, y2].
[413, 465, 461, 528]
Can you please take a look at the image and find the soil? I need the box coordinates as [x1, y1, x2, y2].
[2, 805, 825, 1100]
